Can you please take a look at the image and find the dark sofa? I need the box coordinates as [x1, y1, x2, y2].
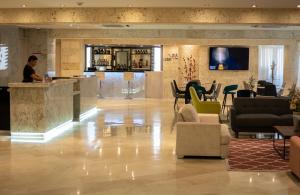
[230, 97, 293, 138]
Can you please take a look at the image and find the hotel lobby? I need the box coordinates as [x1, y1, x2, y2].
[1, 0, 300, 194]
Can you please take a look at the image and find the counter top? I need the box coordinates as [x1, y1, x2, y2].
[84, 70, 148, 73]
[71, 76, 97, 80]
[8, 79, 77, 88]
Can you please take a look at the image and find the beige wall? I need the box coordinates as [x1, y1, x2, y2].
[162, 39, 298, 98]
[0, 28, 48, 85]
[59, 39, 84, 77]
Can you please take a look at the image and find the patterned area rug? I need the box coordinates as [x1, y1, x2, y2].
[228, 139, 290, 171]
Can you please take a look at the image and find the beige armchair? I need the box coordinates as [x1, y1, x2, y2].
[176, 104, 231, 159]
[290, 136, 300, 178]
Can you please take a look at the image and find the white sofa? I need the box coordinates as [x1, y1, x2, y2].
[176, 104, 231, 159]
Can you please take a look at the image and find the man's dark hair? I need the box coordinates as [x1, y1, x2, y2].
[28, 55, 38, 62]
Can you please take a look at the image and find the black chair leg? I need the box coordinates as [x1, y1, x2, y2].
[222, 94, 227, 113]
[174, 97, 178, 110]
[235, 131, 239, 138]
[231, 94, 234, 102]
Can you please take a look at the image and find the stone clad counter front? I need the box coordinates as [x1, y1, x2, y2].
[8, 79, 77, 142]
[72, 76, 98, 121]
[84, 71, 145, 98]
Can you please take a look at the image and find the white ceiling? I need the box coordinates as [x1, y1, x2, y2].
[17, 23, 300, 30]
[0, 0, 300, 8]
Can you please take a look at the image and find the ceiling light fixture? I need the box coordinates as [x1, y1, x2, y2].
[61, 4, 65, 7]
[297, 5, 300, 8]
[22, 4, 27, 8]
[252, 4, 257, 8]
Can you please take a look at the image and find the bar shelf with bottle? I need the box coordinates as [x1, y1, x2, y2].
[85, 45, 156, 72]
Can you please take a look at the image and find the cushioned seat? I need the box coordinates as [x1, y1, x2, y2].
[176, 104, 231, 158]
[221, 124, 231, 145]
[236, 114, 279, 127]
[290, 136, 300, 179]
[276, 114, 293, 125]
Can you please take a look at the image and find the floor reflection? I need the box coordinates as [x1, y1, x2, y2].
[0, 99, 299, 195]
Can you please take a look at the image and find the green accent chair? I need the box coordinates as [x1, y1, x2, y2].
[221, 84, 238, 113]
[189, 87, 221, 114]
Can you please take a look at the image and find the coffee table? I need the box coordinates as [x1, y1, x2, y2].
[273, 126, 300, 160]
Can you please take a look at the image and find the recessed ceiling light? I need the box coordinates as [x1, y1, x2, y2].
[297, 5, 300, 8]
[22, 4, 26, 8]
[252, 4, 257, 8]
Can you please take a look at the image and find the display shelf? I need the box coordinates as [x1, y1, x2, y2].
[86, 45, 156, 72]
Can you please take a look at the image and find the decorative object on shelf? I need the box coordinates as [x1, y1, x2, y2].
[248, 75, 256, 90]
[178, 55, 198, 83]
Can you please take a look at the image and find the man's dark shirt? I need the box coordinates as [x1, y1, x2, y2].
[23, 65, 35, 82]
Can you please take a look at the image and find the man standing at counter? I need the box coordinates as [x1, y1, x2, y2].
[22, 55, 43, 82]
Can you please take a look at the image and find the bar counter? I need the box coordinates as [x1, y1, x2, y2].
[8, 79, 77, 142]
[84, 71, 145, 98]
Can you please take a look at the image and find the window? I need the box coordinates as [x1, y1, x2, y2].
[0, 44, 8, 71]
[258, 45, 284, 87]
[86, 46, 92, 69]
[153, 47, 162, 71]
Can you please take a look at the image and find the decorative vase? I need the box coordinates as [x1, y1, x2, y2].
[293, 114, 300, 132]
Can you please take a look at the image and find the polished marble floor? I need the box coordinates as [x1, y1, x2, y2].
[0, 99, 300, 195]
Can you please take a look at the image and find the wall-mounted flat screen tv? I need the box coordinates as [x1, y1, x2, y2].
[209, 47, 249, 70]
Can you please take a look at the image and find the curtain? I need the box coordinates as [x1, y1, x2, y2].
[258, 45, 284, 88]
[297, 43, 300, 88]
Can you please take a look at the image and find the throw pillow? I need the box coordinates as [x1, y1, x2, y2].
[178, 104, 200, 122]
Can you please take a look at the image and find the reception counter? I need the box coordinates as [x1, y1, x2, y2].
[9, 79, 77, 142]
[72, 76, 98, 120]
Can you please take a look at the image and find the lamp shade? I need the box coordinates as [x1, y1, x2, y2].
[124, 72, 134, 81]
[96, 72, 105, 80]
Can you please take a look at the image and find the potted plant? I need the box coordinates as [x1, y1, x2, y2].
[248, 75, 256, 91]
[291, 89, 300, 112]
[290, 89, 300, 132]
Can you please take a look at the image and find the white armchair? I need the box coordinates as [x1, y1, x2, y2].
[176, 104, 231, 159]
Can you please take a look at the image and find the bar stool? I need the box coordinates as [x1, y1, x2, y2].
[222, 85, 238, 114]
[96, 72, 105, 98]
[124, 72, 134, 99]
